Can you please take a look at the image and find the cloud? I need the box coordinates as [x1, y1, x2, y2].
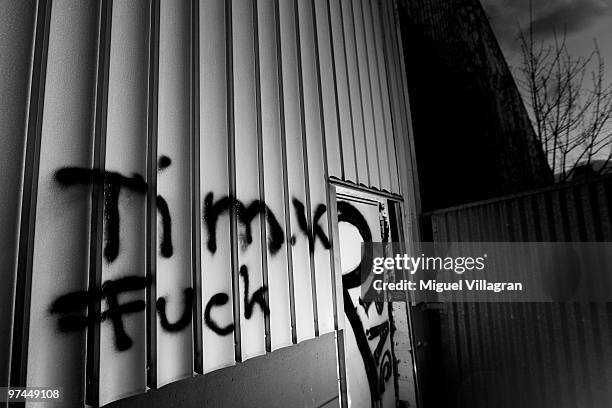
[530, 0, 611, 36]
[482, 0, 612, 48]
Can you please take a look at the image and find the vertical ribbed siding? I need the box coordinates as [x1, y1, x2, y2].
[257, 0, 293, 351]
[233, 0, 266, 360]
[426, 176, 612, 408]
[99, 1, 150, 404]
[297, 0, 335, 336]
[199, 0, 234, 373]
[253, 0, 272, 354]
[0, 0, 36, 390]
[352, 0, 378, 188]
[341, 0, 368, 186]
[9, 0, 51, 394]
[362, 0, 390, 192]
[155, 0, 194, 386]
[372, 0, 399, 195]
[329, 0, 357, 182]
[314, 0, 342, 181]
[321, 0, 403, 193]
[3, 1, 412, 406]
[145, 0, 159, 390]
[190, 0, 204, 375]
[279, 0, 316, 342]
[312, 0, 341, 338]
[24, 3, 98, 407]
[86, 1, 113, 404]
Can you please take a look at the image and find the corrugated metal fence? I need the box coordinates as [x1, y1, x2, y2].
[424, 175, 612, 407]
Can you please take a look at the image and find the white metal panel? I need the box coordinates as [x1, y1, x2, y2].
[296, 0, 335, 335]
[156, 0, 193, 387]
[199, 0, 236, 373]
[0, 0, 36, 389]
[233, 0, 267, 361]
[256, 0, 293, 350]
[4, 0, 416, 403]
[352, 0, 380, 189]
[379, 0, 402, 194]
[372, 0, 399, 194]
[99, 0, 149, 404]
[278, 0, 315, 342]
[328, 0, 357, 182]
[313, 0, 342, 180]
[25, 2, 97, 406]
[340, 0, 368, 186]
[362, 0, 391, 192]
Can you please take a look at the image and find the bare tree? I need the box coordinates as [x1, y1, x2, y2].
[516, 9, 612, 182]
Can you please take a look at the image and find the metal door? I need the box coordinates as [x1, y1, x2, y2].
[336, 191, 396, 408]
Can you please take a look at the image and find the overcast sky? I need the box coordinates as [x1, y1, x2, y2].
[481, 0, 612, 78]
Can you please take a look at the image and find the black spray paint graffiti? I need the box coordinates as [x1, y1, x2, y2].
[50, 266, 267, 349]
[203, 193, 285, 255]
[56, 166, 329, 262]
[50, 276, 150, 351]
[55, 166, 175, 260]
[156, 195, 173, 258]
[56, 167, 147, 262]
[240, 265, 269, 319]
[337, 200, 393, 407]
[200, 265, 271, 336]
[199, 193, 331, 334]
[52, 163, 330, 351]
[379, 350, 393, 394]
[292, 199, 331, 252]
[156, 288, 194, 332]
[204, 293, 234, 336]
[359, 297, 385, 318]
[366, 322, 389, 366]
[203, 193, 330, 255]
[156, 155, 174, 257]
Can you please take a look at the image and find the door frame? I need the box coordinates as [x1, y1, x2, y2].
[328, 182, 421, 408]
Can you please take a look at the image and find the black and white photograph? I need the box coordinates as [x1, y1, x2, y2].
[1, 0, 612, 407]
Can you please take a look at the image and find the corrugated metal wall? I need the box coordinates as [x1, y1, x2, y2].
[426, 175, 612, 407]
[0, 0, 413, 406]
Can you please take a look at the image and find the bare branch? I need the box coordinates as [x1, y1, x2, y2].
[515, 13, 612, 180]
